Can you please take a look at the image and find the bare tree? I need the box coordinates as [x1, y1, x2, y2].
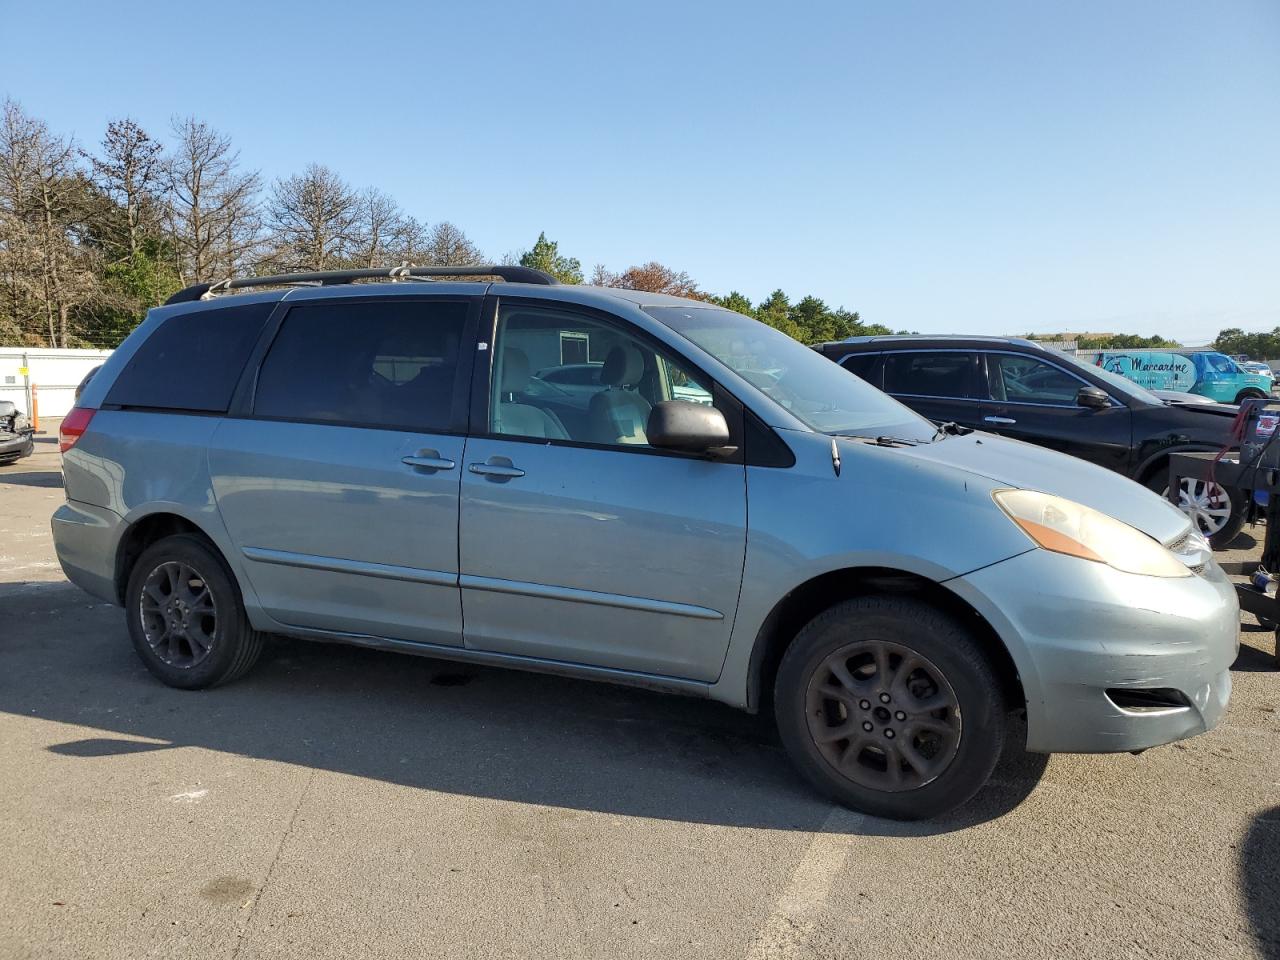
[0, 99, 100, 346]
[164, 117, 260, 284]
[86, 119, 163, 261]
[422, 221, 483, 266]
[350, 187, 406, 268]
[266, 163, 359, 271]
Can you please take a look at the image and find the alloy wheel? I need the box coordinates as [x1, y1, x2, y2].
[138, 560, 218, 668]
[805, 639, 962, 793]
[1165, 478, 1233, 538]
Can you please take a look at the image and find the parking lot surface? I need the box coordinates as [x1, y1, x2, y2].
[2, 433, 1278, 960]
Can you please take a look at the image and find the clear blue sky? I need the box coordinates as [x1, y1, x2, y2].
[3, 0, 1277, 343]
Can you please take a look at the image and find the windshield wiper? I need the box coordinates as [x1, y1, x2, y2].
[933, 421, 973, 439]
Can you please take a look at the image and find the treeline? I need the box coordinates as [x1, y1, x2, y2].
[1214, 328, 1280, 360]
[0, 99, 893, 350]
[1026, 332, 1182, 350]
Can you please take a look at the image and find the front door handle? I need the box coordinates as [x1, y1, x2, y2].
[469, 456, 525, 480]
[984, 416, 1017, 425]
[402, 449, 456, 471]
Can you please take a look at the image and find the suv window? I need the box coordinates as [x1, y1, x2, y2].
[882, 352, 973, 398]
[541, 364, 602, 386]
[491, 304, 714, 448]
[988, 354, 1084, 405]
[253, 299, 468, 431]
[105, 302, 274, 412]
[838, 353, 878, 384]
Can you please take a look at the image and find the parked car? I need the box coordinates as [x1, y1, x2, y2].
[1088, 350, 1271, 406]
[0, 399, 35, 465]
[53, 267, 1237, 821]
[1240, 360, 1274, 381]
[816, 336, 1248, 547]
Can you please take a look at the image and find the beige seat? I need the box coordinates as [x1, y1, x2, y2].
[495, 349, 569, 440]
[589, 345, 651, 445]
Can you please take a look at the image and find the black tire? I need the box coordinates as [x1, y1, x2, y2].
[124, 533, 263, 689]
[774, 596, 1006, 821]
[1146, 473, 1245, 550]
[1235, 389, 1268, 406]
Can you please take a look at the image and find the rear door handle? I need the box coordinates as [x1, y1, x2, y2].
[468, 457, 525, 480]
[402, 449, 456, 471]
[984, 416, 1017, 425]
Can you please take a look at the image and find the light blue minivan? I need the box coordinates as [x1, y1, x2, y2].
[1092, 350, 1271, 405]
[51, 266, 1238, 820]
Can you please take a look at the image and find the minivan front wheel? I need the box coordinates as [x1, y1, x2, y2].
[125, 534, 263, 689]
[774, 596, 1005, 820]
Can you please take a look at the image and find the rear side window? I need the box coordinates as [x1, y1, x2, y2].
[882, 352, 973, 398]
[105, 303, 274, 412]
[839, 353, 878, 384]
[253, 299, 469, 432]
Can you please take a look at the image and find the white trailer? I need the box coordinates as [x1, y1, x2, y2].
[0, 347, 113, 422]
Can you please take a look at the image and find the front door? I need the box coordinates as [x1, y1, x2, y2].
[210, 294, 476, 645]
[458, 300, 747, 682]
[979, 351, 1132, 472]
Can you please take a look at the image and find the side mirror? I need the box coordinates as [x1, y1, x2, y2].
[647, 401, 734, 456]
[1077, 386, 1111, 410]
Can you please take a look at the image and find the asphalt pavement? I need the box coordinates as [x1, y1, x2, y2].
[1, 433, 1278, 959]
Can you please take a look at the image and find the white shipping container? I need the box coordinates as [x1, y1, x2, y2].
[0, 347, 113, 421]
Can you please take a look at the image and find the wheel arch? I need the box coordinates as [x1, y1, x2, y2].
[743, 566, 1025, 717]
[1134, 444, 1220, 488]
[113, 511, 225, 605]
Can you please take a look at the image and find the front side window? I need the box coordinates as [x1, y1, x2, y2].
[491, 304, 713, 447]
[988, 354, 1084, 405]
[881, 352, 974, 399]
[254, 299, 468, 431]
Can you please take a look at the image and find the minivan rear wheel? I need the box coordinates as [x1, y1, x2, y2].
[774, 596, 1005, 820]
[125, 534, 263, 689]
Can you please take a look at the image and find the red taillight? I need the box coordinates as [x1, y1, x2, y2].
[59, 407, 95, 453]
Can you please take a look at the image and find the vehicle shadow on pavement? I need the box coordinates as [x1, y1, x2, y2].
[0, 592, 1048, 836]
[1233, 625, 1279, 672]
[0, 470, 63, 488]
[1241, 806, 1280, 960]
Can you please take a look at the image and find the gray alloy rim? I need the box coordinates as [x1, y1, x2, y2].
[805, 639, 962, 793]
[138, 560, 218, 668]
[1164, 479, 1232, 538]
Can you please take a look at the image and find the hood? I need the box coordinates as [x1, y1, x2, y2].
[877, 432, 1192, 545]
[1175, 400, 1241, 418]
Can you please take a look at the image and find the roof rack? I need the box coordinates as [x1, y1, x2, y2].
[164, 264, 558, 305]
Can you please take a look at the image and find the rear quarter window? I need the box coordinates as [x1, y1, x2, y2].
[105, 303, 275, 412]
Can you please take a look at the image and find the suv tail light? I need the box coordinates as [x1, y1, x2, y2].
[59, 407, 95, 452]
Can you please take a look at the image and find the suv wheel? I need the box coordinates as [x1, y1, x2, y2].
[1148, 475, 1244, 549]
[125, 534, 264, 689]
[774, 596, 1005, 820]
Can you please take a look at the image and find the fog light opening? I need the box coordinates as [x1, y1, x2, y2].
[1105, 688, 1192, 714]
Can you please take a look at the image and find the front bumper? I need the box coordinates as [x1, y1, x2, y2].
[0, 429, 34, 461]
[948, 548, 1238, 754]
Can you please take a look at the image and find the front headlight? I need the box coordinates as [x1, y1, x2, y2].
[993, 489, 1190, 578]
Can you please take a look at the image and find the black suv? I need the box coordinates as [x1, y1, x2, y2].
[816, 335, 1246, 547]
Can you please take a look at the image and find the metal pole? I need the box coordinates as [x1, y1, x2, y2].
[22, 350, 31, 417]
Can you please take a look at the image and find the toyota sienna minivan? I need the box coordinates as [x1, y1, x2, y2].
[52, 266, 1238, 820]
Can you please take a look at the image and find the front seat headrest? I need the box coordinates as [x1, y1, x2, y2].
[502, 349, 532, 393]
[601, 345, 644, 386]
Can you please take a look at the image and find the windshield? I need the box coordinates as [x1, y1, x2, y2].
[1053, 351, 1165, 404]
[1202, 352, 1242, 374]
[643, 306, 937, 441]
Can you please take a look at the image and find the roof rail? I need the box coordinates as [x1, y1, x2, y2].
[164, 264, 558, 305]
